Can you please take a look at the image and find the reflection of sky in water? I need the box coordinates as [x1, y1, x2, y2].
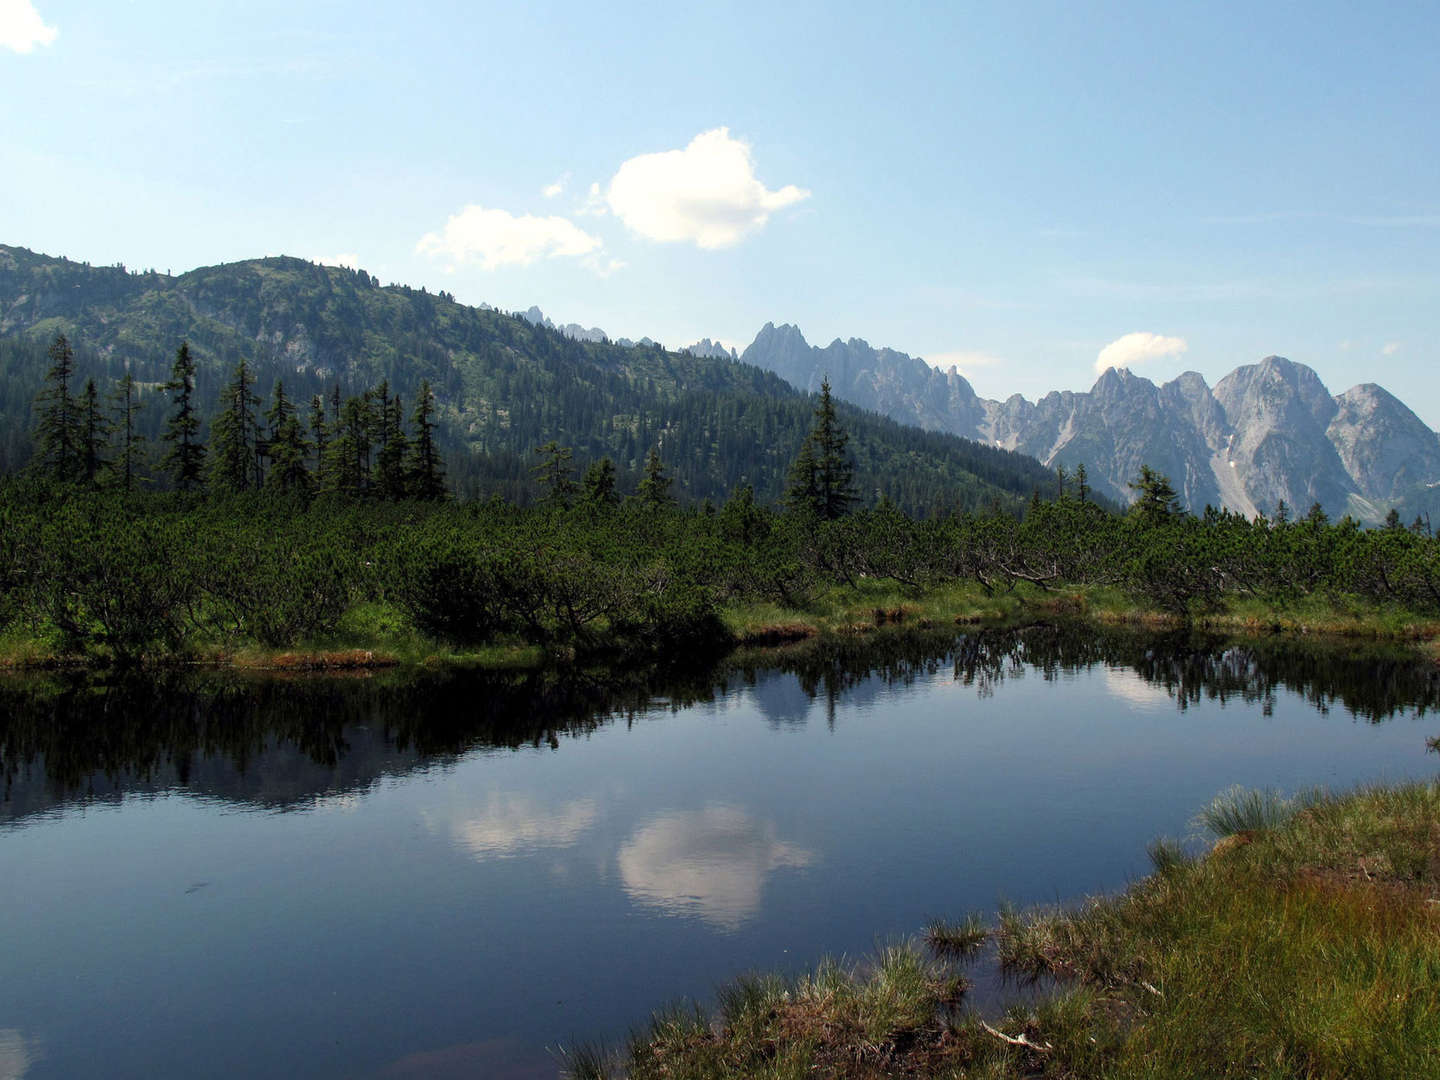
[0, 1030, 39, 1080]
[618, 806, 814, 930]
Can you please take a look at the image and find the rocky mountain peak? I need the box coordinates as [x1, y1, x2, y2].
[740, 322, 1436, 523]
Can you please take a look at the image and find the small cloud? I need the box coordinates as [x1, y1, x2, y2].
[315, 252, 362, 270]
[542, 173, 569, 199]
[1338, 339, 1352, 351]
[416, 204, 603, 271]
[1382, 341, 1402, 356]
[1095, 331, 1188, 374]
[606, 127, 809, 249]
[925, 349, 1005, 376]
[581, 253, 627, 278]
[1, 0, 57, 53]
[576, 181, 608, 217]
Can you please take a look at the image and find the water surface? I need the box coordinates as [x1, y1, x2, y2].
[2, 626, 1437, 1078]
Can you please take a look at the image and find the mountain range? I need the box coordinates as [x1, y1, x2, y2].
[0, 245, 1054, 512]
[737, 323, 1440, 524]
[5, 242, 1430, 523]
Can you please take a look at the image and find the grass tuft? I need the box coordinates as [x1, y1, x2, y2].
[1196, 784, 1301, 837]
[922, 912, 989, 959]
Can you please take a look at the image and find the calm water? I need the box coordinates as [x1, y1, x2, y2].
[2, 626, 1438, 1079]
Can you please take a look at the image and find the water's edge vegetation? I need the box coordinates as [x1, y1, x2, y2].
[567, 782, 1440, 1080]
[5, 476, 1440, 672]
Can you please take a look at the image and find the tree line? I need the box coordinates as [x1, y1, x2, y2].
[32, 334, 448, 500]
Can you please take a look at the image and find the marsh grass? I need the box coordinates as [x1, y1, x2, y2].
[923, 912, 989, 959]
[1195, 784, 1307, 837]
[604, 783, 1440, 1080]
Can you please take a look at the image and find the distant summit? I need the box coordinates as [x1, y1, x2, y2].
[741, 325, 1440, 523]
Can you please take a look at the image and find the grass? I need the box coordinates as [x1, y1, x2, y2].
[922, 913, 990, 959]
[579, 782, 1440, 1079]
[6, 579, 1440, 671]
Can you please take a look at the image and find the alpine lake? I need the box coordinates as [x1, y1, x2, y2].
[2, 623, 1438, 1079]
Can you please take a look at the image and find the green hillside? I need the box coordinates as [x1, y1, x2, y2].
[0, 244, 1057, 511]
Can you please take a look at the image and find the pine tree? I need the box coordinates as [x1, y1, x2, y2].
[406, 380, 445, 500]
[582, 457, 619, 504]
[162, 341, 206, 490]
[785, 436, 819, 515]
[786, 378, 855, 519]
[1075, 462, 1090, 504]
[308, 394, 329, 479]
[33, 332, 83, 483]
[109, 371, 146, 493]
[532, 441, 576, 504]
[636, 447, 673, 507]
[321, 395, 372, 498]
[208, 360, 261, 492]
[1128, 465, 1182, 525]
[374, 389, 409, 500]
[265, 380, 310, 492]
[79, 378, 110, 486]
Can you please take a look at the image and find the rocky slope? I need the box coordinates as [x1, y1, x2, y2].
[741, 325, 1438, 522]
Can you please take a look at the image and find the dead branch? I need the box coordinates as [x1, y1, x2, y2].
[979, 1020, 1053, 1053]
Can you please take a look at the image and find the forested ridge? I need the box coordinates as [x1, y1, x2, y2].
[0, 244, 1057, 513]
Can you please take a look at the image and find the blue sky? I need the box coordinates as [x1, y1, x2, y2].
[3, 1, 1437, 420]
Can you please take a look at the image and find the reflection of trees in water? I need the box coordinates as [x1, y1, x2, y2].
[952, 624, 1440, 722]
[0, 660, 724, 818]
[4, 625, 1437, 820]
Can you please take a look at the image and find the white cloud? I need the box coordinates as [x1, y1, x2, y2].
[1095, 331, 1188, 374]
[581, 253, 627, 278]
[0, 1028, 40, 1080]
[605, 127, 809, 249]
[315, 252, 362, 270]
[416, 204, 603, 271]
[429, 793, 599, 861]
[925, 349, 1006, 376]
[0, 0, 56, 53]
[542, 173, 569, 199]
[1382, 341, 1402, 356]
[617, 806, 814, 931]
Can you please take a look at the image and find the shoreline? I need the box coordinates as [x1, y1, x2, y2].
[568, 781, 1440, 1080]
[5, 582, 1440, 673]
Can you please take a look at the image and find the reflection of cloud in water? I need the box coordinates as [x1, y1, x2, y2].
[440, 792, 599, 860]
[1103, 666, 1173, 709]
[0, 1030, 39, 1080]
[618, 806, 814, 930]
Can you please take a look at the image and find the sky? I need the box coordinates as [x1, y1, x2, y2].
[2, 0, 1437, 422]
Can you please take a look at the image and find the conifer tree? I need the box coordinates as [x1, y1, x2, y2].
[264, 380, 310, 492]
[1075, 462, 1090, 504]
[109, 371, 146, 493]
[1128, 465, 1182, 525]
[208, 359, 260, 492]
[785, 436, 819, 516]
[637, 447, 673, 507]
[374, 388, 409, 500]
[532, 441, 576, 504]
[308, 394, 329, 478]
[79, 378, 110, 486]
[786, 378, 855, 519]
[162, 341, 206, 490]
[33, 332, 83, 483]
[582, 457, 619, 505]
[406, 380, 445, 500]
[321, 395, 372, 497]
